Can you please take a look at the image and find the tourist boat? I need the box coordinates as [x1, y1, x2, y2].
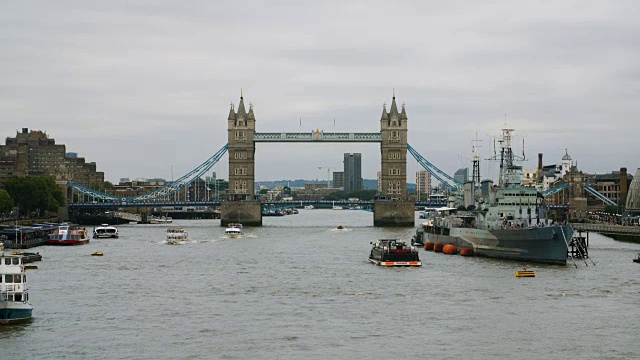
[304, 205, 314, 210]
[225, 223, 244, 238]
[1, 252, 33, 324]
[368, 239, 422, 267]
[166, 227, 188, 245]
[413, 128, 573, 265]
[47, 224, 90, 245]
[634, 253, 640, 264]
[93, 224, 119, 239]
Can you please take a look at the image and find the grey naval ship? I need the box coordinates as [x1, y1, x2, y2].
[415, 128, 573, 265]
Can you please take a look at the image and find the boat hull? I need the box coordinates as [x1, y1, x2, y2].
[0, 303, 33, 325]
[47, 238, 90, 245]
[368, 258, 422, 267]
[424, 225, 572, 265]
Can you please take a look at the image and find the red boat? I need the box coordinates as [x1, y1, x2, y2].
[47, 224, 90, 245]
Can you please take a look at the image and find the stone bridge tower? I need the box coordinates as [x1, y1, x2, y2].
[227, 94, 256, 201]
[379, 94, 408, 201]
[222, 94, 262, 226]
[374, 93, 413, 226]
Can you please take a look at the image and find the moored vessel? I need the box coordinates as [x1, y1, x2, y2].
[166, 227, 188, 245]
[1, 252, 33, 324]
[225, 223, 244, 238]
[47, 224, 90, 246]
[368, 239, 422, 267]
[414, 128, 573, 265]
[92, 224, 119, 239]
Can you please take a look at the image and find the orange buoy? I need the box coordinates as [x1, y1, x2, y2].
[433, 243, 444, 253]
[460, 247, 474, 256]
[424, 242, 435, 251]
[443, 244, 458, 255]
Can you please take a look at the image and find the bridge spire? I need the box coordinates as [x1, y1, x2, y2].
[380, 102, 388, 121]
[227, 102, 236, 120]
[389, 91, 399, 117]
[247, 102, 255, 120]
[237, 94, 247, 116]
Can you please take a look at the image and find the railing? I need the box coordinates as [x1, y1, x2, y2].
[571, 223, 640, 235]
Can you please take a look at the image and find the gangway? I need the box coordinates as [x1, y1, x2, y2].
[407, 144, 463, 192]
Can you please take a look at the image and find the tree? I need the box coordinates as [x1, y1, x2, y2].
[0, 189, 14, 213]
[3, 176, 66, 216]
[259, 188, 268, 195]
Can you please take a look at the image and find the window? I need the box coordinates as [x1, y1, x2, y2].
[388, 152, 401, 160]
[235, 168, 247, 176]
[389, 168, 401, 176]
[5, 274, 12, 283]
[4, 258, 9, 265]
[389, 130, 399, 140]
[13, 258, 19, 265]
[234, 152, 248, 160]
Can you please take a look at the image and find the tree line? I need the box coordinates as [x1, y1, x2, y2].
[0, 176, 66, 216]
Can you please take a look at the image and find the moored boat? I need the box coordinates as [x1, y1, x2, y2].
[414, 128, 573, 265]
[1, 252, 33, 324]
[225, 223, 244, 238]
[634, 253, 640, 264]
[166, 227, 188, 245]
[47, 224, 90, 246]
[10, 252, 42, 263]
[368, 239, 422, 267]
[92, 224, 119, 239]
[150, 216, 173, 224]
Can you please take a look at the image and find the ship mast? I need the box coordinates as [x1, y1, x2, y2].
[488, 127, 524, 187]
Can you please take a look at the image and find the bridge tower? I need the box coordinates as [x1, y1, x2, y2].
[374, 93, 414, 226]
[221, 93, 262, 226]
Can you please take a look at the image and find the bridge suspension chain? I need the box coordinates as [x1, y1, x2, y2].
[407, 144, 463, 191]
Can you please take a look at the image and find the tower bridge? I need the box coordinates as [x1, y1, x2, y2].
[224, 93, 412, 226]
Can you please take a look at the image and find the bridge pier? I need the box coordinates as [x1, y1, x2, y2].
[221, 201, 262, 227]
[373, 201, 414, 227]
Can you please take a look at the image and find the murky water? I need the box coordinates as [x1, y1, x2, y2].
[2, 210, 639, 359]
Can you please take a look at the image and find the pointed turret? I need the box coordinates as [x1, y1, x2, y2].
[228, 103, 236, 121]
[237, 95, 247, 117]
[389, 94, 399, 118]
[380, 103, 388, 121]
[247, 102, 255, 121]
[401, 102, 407, 121]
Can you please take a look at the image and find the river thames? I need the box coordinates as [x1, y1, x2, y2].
[2, 210, 639, 359]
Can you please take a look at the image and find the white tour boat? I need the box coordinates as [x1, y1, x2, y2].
[1, 252, 33, 324]
[93, 224, 119, 239]
[303, 205, 315, 210]
[150, 216, 173, 224]
[166, 227, 188, 245]
[225, 223, 244, 238]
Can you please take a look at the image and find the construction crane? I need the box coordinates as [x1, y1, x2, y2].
[318, 166, 333, 188]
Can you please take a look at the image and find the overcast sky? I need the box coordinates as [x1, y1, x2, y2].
[2, 1, 638, 184]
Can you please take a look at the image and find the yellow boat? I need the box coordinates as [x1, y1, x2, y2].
[515, 269, 536, 277]
[91, 252, 104, 256]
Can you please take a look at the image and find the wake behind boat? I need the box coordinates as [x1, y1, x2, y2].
[225, 223, 243, 238]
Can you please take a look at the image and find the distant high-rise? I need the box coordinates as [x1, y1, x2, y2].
[343, 153, 362, 194]
[416, 170, 431, 196]
[333, 171, 344, 189]
[454, 168, 469, 184]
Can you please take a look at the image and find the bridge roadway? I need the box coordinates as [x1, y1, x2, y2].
[68, 200, 447, 210]
[571, 223, 640, 235]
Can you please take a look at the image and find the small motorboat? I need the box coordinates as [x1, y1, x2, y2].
[91, 252, 104, 256]
[368, 239, 421, 267]
[634, 253, 640, 264]
[515, 269, 536, 277]
[225, 223, 244, 238]
[336, 225, 345, 230]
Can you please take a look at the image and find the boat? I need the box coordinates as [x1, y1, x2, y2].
[368, 239, 422, 267]
[304, 205, 314, 210]
[10, 252, 42, 263]
[1, 252, 33, 324]
[515, 269, 536, 277]
[225, 223, 244, 238]
[47, 224, 90, 246]
[634, 253, 640, 264]
[91, 252, 104, 256]
[0, 224, 55, 249]
[149, 216, 173, 224]
[92, 224, 119, 239]
[413, 128, 573, 265]
[166, 227, 188, 245]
